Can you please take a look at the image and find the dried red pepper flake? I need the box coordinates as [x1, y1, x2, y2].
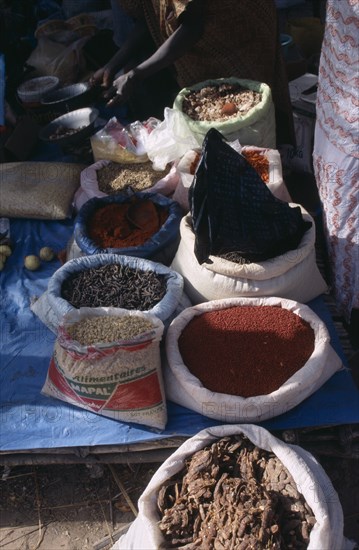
[178, 305, 315, 398]
[242, 150, 270, 183]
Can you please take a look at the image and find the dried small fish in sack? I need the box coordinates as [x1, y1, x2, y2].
[157, 435, 315, 549]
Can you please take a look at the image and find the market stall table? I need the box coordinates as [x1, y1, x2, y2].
[1, 217, 359, 466]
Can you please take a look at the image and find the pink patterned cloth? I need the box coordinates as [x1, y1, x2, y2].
[313, 0, 359, 322]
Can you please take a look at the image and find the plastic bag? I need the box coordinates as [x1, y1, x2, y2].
[31, 254, 184, 333]
[42, 307, 167, 430]
[171, 211, 328, 305]
[164, 296, 342, 422]
[90, 117, 159, 164]
[173, 77, 276, 148]
[74, 192, 182, 262]
[145, 107, 200, 170]
[279, 112, 315, 174]
[172, 149, 201, 212]
[114, 424, 351, 550]
[241, 145, 292, 202]
[26, 35, 89, 84]
[190, 128, 311, 264]
[74, 160, 180, 211]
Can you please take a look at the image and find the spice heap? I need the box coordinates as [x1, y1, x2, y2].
[97, 162, 168, 195]
[158, 435, 315, 549]
[61, 264, 167, 309]
[87, 199, 168, 249]
[178, 305, 315, 397]
[182, 83, 262, 122]
[242, 149, 270, 183]
[66, 315, 154, 345]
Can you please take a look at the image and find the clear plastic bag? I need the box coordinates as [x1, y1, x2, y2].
[90, 117, 160, 164]
[146, 108, 200, 170]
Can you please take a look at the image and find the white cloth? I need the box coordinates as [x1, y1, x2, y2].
[316, 0, 359, 158]
[313, 0, 359, 322]
[313, 126, 359, 321]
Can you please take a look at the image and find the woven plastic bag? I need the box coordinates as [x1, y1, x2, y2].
[171, 210, 328, 305]
[173, 77, 276, 148]
[190, 128, 311, 264]
[73, 192, 182, 263]
[31, 254, 184, 334]
[42, 308, 167, 430]
[113, 424, 353, 550]
[165, 296, 342, 423]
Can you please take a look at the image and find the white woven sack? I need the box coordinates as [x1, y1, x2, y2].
[73, 159, 109, 211]
[31, 254, 184, 334]
[171, 208, 328, 305]
[165, 296, 342, 423]
[114, 424, 352, 550]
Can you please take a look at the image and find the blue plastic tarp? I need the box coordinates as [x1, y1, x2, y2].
[1, 218, 359, 452]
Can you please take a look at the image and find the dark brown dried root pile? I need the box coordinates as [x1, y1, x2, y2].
[157, 436, 316, 549]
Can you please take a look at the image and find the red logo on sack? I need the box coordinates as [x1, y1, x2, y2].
[105, 371, 162, 411]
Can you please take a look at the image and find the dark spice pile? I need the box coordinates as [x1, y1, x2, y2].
[178, 305, 315, 397]
[61, 264, 167, 310]
[182, 83, 262, 122]
[87, 200, 168, 249]
[158, 435, 315, 549]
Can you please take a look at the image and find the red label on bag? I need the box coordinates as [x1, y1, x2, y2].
[105, 370, 162, 411]
[48, 357, 79, 401]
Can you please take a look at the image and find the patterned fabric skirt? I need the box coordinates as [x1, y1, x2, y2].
[313, 125, 359, 323]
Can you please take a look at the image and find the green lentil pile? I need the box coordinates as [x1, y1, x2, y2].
[66, 315, 155, 345]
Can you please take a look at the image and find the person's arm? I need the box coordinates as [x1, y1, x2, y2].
[105, 15, 204, 105]
[90, 18, 150, 88]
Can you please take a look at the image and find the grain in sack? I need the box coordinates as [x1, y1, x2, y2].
[42, 308, 167, 429]
[164, 296, 342, 423]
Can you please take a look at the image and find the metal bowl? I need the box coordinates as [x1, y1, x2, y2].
[39, 107, 99, 146]
[17, 76, 59, 105]
[41, 82, 93, 112]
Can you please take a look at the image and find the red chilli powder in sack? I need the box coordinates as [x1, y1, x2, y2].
[87, 201, 168, 249]
[178, 306, 315, 398]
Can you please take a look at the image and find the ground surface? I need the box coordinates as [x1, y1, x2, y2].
[0, 455, 358, 549]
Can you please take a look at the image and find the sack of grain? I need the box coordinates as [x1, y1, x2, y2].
[173, 78, 276, 149]
[164, 296, 342, 423]
[74, 159, 179, 211]
[73, 192, 182, 265]
[114, 424, 351, 550]
[42, 307, 167, 430]
[171, 209, 327, 304]
[0, 162, 84, 219]
[31, 254, 184, 334]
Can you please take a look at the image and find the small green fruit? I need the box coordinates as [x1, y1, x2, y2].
[24, 255, 41, 271]
[0, 259, 4, 271]
[0, 253, 7, 263]
[39, 246, 55, 262]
